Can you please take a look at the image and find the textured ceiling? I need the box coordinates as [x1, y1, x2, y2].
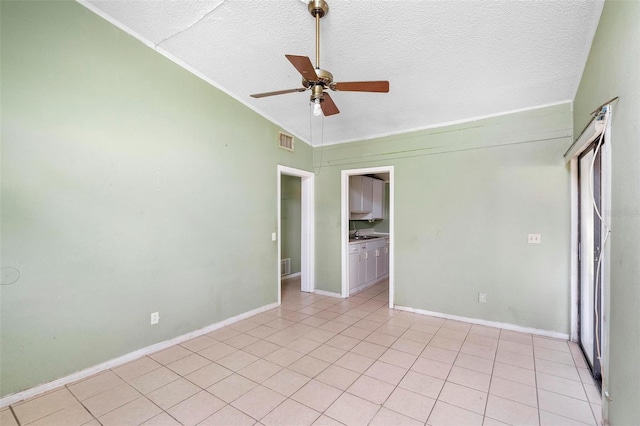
[80, 0, 604, 146]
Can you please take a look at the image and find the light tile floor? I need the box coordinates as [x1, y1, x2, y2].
[2, 279, 603, 426]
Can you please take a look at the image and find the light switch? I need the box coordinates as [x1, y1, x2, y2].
[272, 232, 277, 241]
[528, 234, 541, 244]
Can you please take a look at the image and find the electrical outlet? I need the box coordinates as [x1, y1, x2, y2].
[528, 234, 541, 244]
[150, 312, 159, 325]
[272, 232, 277, 241]
[478, 292, 487, 303]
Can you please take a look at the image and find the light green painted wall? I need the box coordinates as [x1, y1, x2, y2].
[315, 104, 573, 333]
[281, 175, 301, 274]
[0, 1, 312, 396]
[573, 1, 640, 423]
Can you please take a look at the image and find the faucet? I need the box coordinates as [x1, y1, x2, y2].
[352, 222, 359, 237]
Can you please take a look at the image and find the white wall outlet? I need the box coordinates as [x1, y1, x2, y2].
[150, 312, 159, 325]
[478, 292, 487, 303]
[272, 232, 277, 241]
[528, 234, 541, 244]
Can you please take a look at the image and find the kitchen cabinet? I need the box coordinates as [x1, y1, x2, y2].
[350, 176, 385, 220]
[349, 237, 388, 295]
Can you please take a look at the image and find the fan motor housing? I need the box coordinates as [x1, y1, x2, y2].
[302, 68, 333, 89]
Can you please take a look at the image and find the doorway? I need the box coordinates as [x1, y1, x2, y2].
[341, 166, 394, 307]
[277, 166, 315, 304]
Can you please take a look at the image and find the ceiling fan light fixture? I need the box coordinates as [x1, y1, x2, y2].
[312, 98, 323, 116]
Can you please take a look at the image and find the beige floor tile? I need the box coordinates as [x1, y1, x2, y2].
[288, 355, 331, 378]
[533, 337, 570, 353]
[389, 338, 426, 356]
[495, 349, 535, 370]
[246, 325, 280, 339]
[231, 385, 287, 420]
[128, 366, 180, 395]
[364, 360, 408, 385]
[261, 398, 321, 426]
[411, 357, 451, 380]
[535, 359, 581, 382]
[485, 394, 539, 426]
[198, 342, 238, 361]
[230, 319, 261, 333]
[166, 353, 211, 376]
[265, 347, 305, 367]
[398, 370, 445, 399]
[421, 345, 458, 363]
[287, 337, 322, 354]
[149, 345, 192, 365]
[410, 323, 441, 335]
[243, 340, 281, 358]
[447, 366, 491, 392]
[315, 365, 361, 390]
[305, 328, 336, 343]
[319, 321, 350, 334]
[68, 371, 125, 401]
[350, 340, 388, 359]
[263, 369, 310, 397]
[469, 324, 501, 338]
[185, 362, 233, 388]
[198, 405, 256, 426]
[538, 389, 596, 425]
[347, 375, 395, 405]
[325, 392, 380, 426]
[113, 357, 161, 382]
[207, 374, 258, 403]
[376, 324, 408, 338]
[326, 334, 361, 350]
[334, 352, 376, 373]
[206, 326, 242, 341]
[0, 410, 19, 426]
[312, 414, 345, 426]
[583, 383, 602, 405]
[442, 319, 472, 332]
[539, 410, 594, 426]
[455, 353, 494, 374]
[179, 335, 218, 352]
[498, 340, 535, 356]
[380, 348, 418, 369]
[499, 330, 533, 346]
[493, 361, 536, 386]
[83, 383, 141, 417]
[536, 372, 587, 400]
[13, 388, 78, 424]
[291, 379, 343, 412]
[435, 328, 468, 343]
[217, 350, 260, 371]
[439, 381, 487, 414]
[483, 417, 511, 426]
[535, 347, 576, 366]
[577, 368, 595, 384]
[225, 334, 261, 350]
[238, 359, 283, 383]
[140, 412, 182, 426]
[308, 344, 347, 363]
[384, 387, 435, 422]
[427, 401, 483, 426]
[460, 341, 497, 360]
[370, 407, 423, 426]
[402, 329, 435, 344]
[490, 376, 538, 407]
[98, 397, 162, 426]
[167, 390, 225, 426]
[465, 334, 499, 349]
[146, 378, 200, 410]
[28, 402, 93, 426]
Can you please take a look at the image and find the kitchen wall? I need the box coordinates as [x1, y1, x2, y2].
[281, 175, 302, 275]
[0, 1, 312, 396]
[573, 0, 640, 423]
[314, 103, 573, 334]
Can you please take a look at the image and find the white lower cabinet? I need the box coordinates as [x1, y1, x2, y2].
[349, 238, 388, 295]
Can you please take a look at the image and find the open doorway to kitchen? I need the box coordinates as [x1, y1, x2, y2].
[341, 166, 394, 308]
[277, 165, 315, 304]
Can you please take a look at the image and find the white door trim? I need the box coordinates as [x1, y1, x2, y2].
[341, 166, 394, 307]
[278, 165, 315, 304]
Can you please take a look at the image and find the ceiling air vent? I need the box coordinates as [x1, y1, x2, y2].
[278, 132, 294, 152]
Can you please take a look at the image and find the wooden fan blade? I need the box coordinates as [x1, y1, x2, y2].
[250, 88, 306, 98]
[332, 81, 389, 93]
[285, 55, 318, 81]
[321, 92, 340, 116]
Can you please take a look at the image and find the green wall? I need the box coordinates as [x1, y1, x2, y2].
[314, 104, 573, 333]
[0, 1, 312, 396]
[573, 1, 640, 423]
[281, 175, 301, 275]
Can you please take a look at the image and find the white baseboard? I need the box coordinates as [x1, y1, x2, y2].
[281, 272, 301, 281]
[0, 302, 279, 408]
[313, 289, 343, 298]
[394, 305, 570, 340]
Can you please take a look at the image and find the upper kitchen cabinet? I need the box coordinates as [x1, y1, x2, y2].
[350, 176, 385, 220]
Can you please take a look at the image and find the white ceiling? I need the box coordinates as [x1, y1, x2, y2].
[81, 0, 604, 146]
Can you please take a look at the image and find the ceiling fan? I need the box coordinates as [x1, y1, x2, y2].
[250, 0, 389, 117]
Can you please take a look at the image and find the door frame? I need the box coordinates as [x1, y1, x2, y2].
[277, 165, 315, 304]
[341, 166, 394, 307]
